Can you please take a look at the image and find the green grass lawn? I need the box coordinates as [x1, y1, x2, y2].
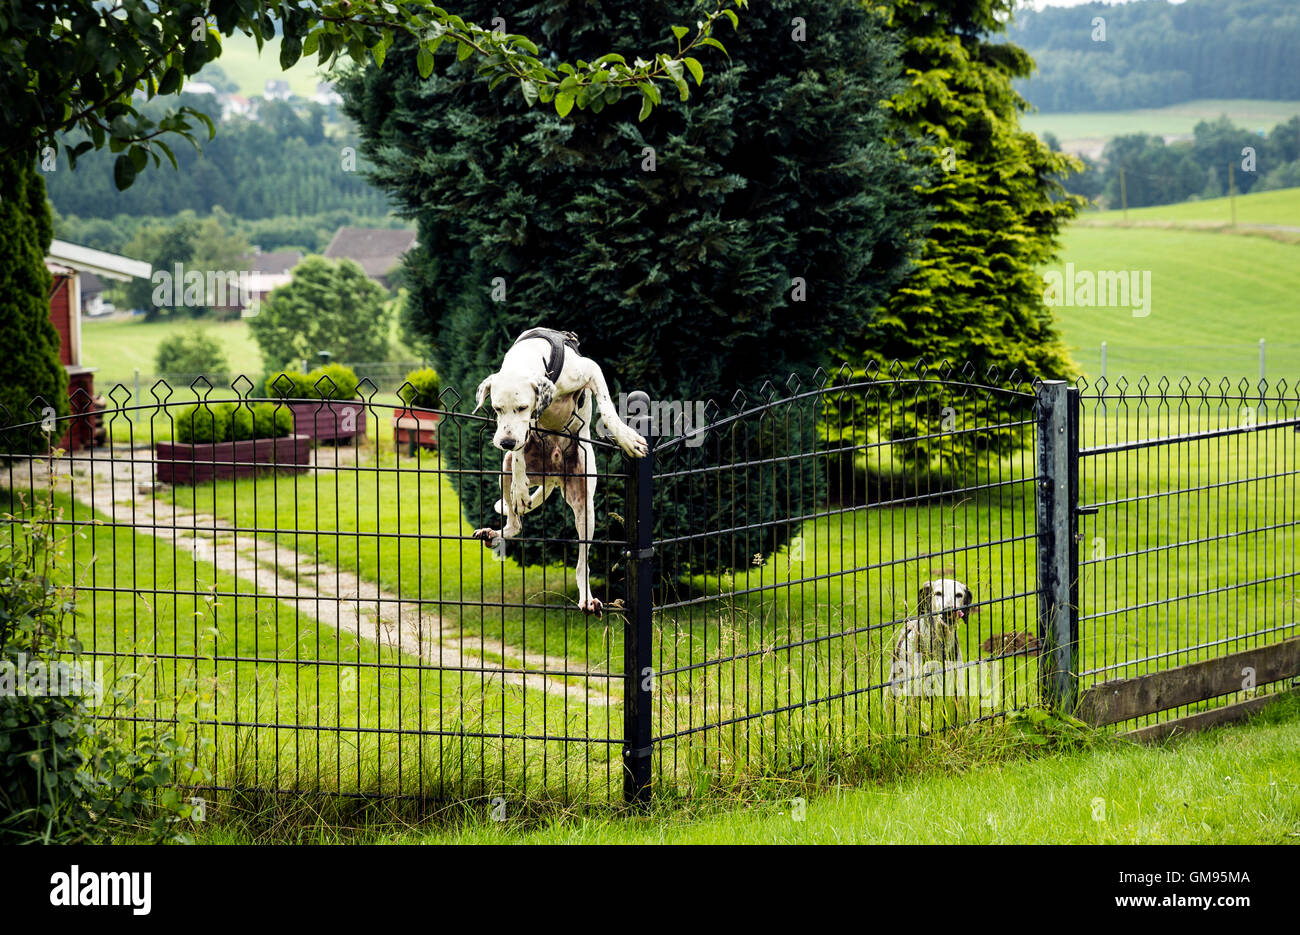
[1048, 226, 1300, 382]
[180, 693, 1300, 843]
[3, 486, 619, 803]
[82, 316, 263, 390]
[1021, 99, 1300, 147]
[125, 384, 1296, 796]
[1078, 185, 1300, 229]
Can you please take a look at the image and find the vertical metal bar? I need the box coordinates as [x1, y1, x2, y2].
[623, 390, 654, 805]
[1036, 380, 1080, 710]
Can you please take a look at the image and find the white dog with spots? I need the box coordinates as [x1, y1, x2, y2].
[472, 328, 647, 616]
[890, 577, 974, 697]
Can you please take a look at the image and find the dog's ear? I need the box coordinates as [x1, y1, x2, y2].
[474, 373, 495, 413]
[532, 376, 555, 418]
[964, 586, 976, 614]
[917, 583, 932, 615]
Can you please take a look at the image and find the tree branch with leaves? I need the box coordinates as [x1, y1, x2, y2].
[2, 0, 745, 187]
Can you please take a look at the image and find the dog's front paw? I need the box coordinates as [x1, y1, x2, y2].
[472, 527, 502, 549]
[579, 596, 603, 618]
[618, 429, 648, 459]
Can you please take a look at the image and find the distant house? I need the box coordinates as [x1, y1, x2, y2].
[208, 250, 304, 318]
[264, 79, 292, 101]
[313, 81, 343, 106]
[221, 93, 253, 120]
[79, 271, 111, 316]
[323, 227, 416, 290]
[45, 241, 151, 449]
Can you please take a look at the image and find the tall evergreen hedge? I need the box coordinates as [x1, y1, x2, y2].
[342, 0, 929, 575]
[0, 154, 68, 453]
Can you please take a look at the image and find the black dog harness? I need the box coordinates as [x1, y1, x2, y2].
[514, 327, 581, 385]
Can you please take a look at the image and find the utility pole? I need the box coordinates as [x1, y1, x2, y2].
[1119, 166, 1128, 222]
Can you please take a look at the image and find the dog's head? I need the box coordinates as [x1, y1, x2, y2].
[475, 371, 556, 451]
[918, 578, 974, 627]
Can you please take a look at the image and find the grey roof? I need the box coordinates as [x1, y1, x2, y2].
[246, 251, 303, 274]
[322, 227, 417, 282]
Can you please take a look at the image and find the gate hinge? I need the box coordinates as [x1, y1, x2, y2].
[624, 547, 654, 560]
[623, 745, 653, 759]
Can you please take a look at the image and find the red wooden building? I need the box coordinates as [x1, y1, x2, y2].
[45, 241, 150, 450]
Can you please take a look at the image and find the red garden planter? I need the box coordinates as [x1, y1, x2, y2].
[287, 400, 367, 443]
[392, 407, 441, 449]
[155, 434, 312, 485]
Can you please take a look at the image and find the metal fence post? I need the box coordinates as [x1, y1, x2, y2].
[1035, 380, 1081, 711]
[623, 390, 654, 805]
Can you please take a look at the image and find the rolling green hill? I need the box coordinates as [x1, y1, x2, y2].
[1021, 99, 1300, 147]
[1077, 185, 1300, 229]
[1047, 224, 1300, 383]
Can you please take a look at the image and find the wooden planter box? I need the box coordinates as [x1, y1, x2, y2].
[288, 400, 367, 443]
[393, 408, 441, 449]
[155, 434, 312, 485]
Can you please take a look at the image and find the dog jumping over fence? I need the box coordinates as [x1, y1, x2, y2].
[889, 577, 974, 697]
[472, 327, 648, 616]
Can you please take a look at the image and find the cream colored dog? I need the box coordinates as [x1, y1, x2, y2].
[472, 328, 647, 615]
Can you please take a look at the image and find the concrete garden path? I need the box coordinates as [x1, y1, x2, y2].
[23, 446, 616, 705]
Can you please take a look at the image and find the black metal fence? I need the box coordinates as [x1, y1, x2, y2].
[1, 367, 1296, 806]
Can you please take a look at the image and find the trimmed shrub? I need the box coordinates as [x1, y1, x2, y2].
[228, 403, 255, 441]
[399, 367, 441, 409]
[174, 403, 232, 444]
[264, 369, 314, 399]
[154, 327, 230, 383]
[308, 363, 360, 400]
[174, 401, 292, 444]
[252, 402, 293, 439]
[264, 364, 359, 401]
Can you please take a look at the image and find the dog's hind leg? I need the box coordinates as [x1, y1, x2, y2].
[563, 440, 601, 616]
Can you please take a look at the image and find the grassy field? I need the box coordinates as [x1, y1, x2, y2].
[1021, 99, 1300, 148]
[204, 33, 330, 100]
[19, 379, 1272, 800]
[175, 693, 1300, 843]
[1046, 225, 1300, 382]
[82, 316, 263, 390]
[1077, 185, 1300, 230]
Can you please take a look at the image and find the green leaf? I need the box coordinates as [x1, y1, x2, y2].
[279, 36, 302, 70]
[638, 94, 653, 122]
[456, 40, 474, 62]
[157, 67, 181, 97]
[417, 46, 435, 78]
[671, 25, 690, 41]
[113, 154, 136, 190]
[555, 91, 575, 117]
[520, 79, 538, 106]
[684, 57, 704, 86]
[700, 37, 729, 57]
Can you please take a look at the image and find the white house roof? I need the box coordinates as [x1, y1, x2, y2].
[47, 240, 151, 282]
